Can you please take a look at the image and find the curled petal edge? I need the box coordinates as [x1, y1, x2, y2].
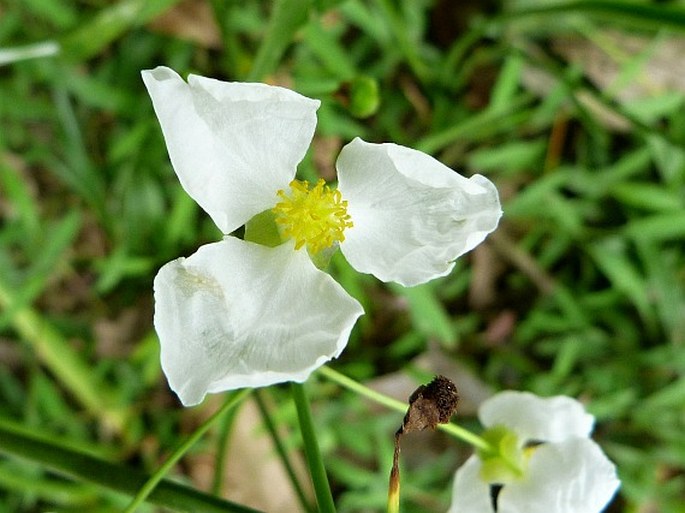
[337, 138, 502, 287]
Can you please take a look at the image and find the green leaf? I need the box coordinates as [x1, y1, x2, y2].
[94, 238, 155, 294]
[588, 239, 654, 328]
[625, 213, 685, 243]
[0, 460, 96, 507]
[0, 160, 41, 238]
[506, 1, 685, 34]
[418, 95, 534, 154]
[0, 420, 263, 513]
[468, 139, 547, 175]
[646, 135, 685, 184]
[391, 283, 456, 347]
[59, 0, 183, 61]
[0, 211, 81, 331]
[624, 93, 684, 125]
[610, 182, 683, 212]
[0, 275, 128, 433]
[303, 21, 356, 81]
[24, 0, 77, 28]
[247, 0, 312, 81]
[489, 53, 524, 112]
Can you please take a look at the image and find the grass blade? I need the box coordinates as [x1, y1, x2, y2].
[247, 0, 312, 81]
[0, 420, 263, 513]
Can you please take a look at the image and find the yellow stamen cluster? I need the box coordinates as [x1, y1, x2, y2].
[272, 178, 353, 256]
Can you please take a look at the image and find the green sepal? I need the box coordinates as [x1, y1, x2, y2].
[244, 209, 285, 247]
[308, 244, 338, 270]
[243, 209, 340, 269]
[477, 425, 525, 483]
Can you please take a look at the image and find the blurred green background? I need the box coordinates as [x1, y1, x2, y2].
[1, 0, 684, 512]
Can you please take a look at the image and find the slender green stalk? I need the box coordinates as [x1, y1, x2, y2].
[387, 433, 401, 513]
[290, 383, 337, 513]
[317, 366, 494, 453]
[211, 400, 240, 495]
[255, 390, 314, 512]
[123, 389, 251, 513]
[439, 423, 494, 454]
[0, 419, 262, 513]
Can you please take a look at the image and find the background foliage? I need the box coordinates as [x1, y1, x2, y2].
[1, 0, 684, 512]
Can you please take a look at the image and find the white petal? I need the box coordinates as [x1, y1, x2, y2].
[479, 391, 595, 443]
[153, 238, 363, 406]
[499, 438, 620, 513]
[142, 66, 320, 234]
[336, 138, 501, 287]
[448, 455, 495, 513]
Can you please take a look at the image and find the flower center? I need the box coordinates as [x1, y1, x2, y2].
[272, 178, 353, 256]
[478, 425, 527, 484]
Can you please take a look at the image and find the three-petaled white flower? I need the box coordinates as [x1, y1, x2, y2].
[449, 391, 620, 513]
[142, 66, 502, 406]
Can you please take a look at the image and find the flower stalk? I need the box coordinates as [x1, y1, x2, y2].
[291, 383, 337, 513]
[254, 390, 315, 512]
[317, 366, 494, 452]
[387, 432, 401, 513]
[123, 389, 251, 513]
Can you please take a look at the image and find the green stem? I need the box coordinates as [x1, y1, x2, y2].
[211, 400, 240, 495]
[317, 366, 494, 454]
[290, 383, 337, 513]
[255, 390, 315, 512]
[123, 389, 251, 513]
[0, 417, 262, 513]
[387, 433, 401, 513]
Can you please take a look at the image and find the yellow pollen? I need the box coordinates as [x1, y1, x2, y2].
[272, 178, 353, 255]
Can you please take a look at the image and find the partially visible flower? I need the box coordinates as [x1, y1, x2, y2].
[448, 391, 620, 513]
[142, 66, 502, 406]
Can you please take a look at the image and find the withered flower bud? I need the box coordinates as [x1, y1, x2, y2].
[400, 375, 460, 434]
[389, 375, 460, 512]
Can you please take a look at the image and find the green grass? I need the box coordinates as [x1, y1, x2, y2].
[1, 0, 684, 511]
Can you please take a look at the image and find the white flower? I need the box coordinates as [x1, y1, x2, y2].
[449, 391, 621, 513]
[142, 66, 502, 406]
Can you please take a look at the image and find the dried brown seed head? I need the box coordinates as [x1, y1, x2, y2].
[400, 375, 459, 434]
[390, 376, 459, 509]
